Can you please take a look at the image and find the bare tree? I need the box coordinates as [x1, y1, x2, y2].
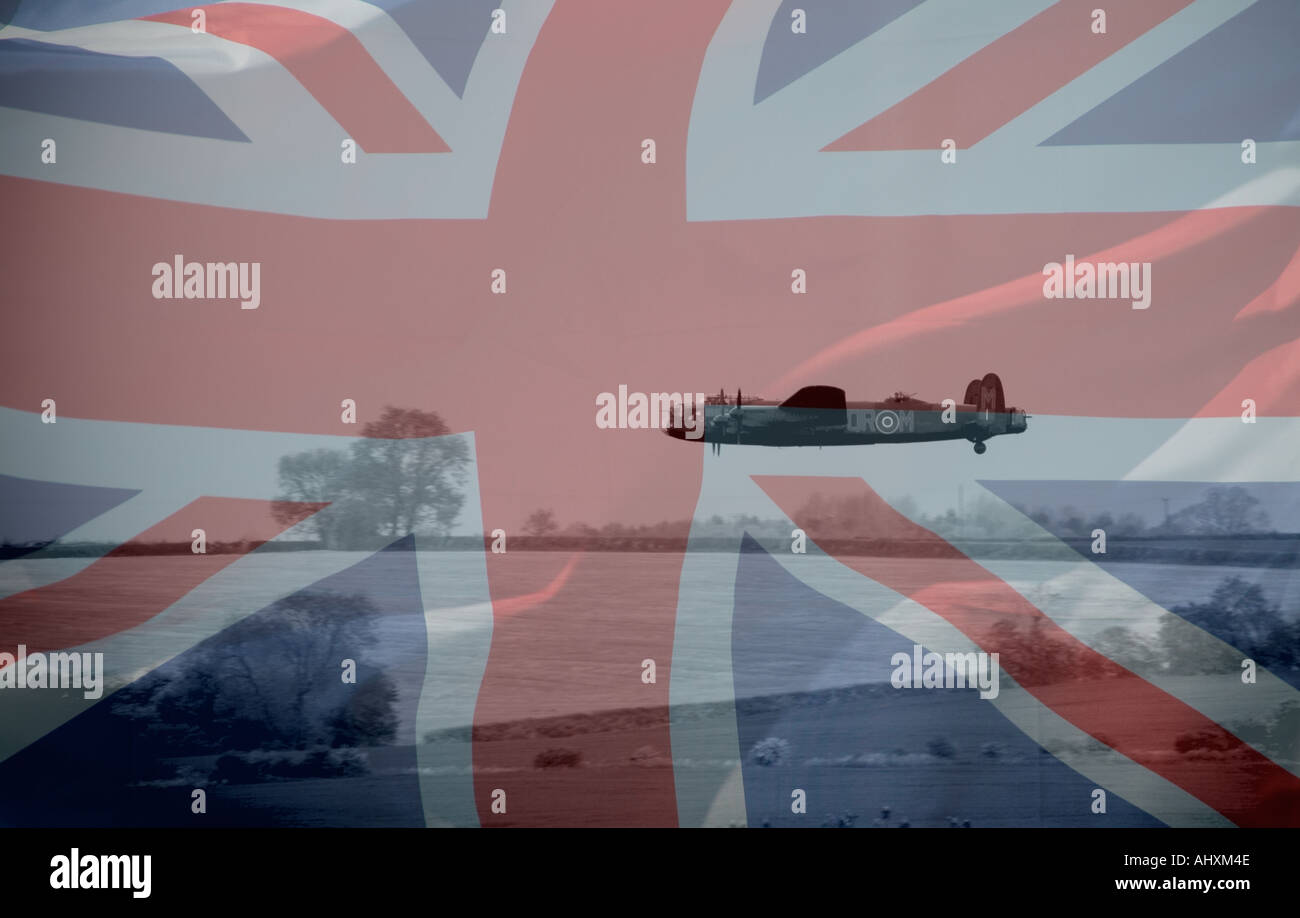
[1164, 487, 1271, 535]
[215, 591, 379, 748]
[523, 508, 559, 537]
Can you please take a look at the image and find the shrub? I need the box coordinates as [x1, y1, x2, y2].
[749, 737, 791, 767]
[212, 752, 263, 784]
[629, 745, 664, 766]
[301, 747, 369, 777]
[210, 747, 371, 783]
[927, 737, 957, 759]
[533, 747, 582, 769]
[327, 747, 370, 776]
[1174, 729, 1234, 755]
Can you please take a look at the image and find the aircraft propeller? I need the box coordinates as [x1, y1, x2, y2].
[709, 387, 747, 455]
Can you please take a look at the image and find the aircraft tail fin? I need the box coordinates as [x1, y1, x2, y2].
[977, 373, 1005, 413]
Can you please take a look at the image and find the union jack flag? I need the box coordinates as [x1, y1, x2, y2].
[1, 0, 1298, 827]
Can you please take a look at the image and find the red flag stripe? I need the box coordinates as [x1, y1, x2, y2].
[0, 497, 325, 656]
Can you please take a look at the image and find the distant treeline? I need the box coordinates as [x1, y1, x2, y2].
[8, 533, 1300, 567]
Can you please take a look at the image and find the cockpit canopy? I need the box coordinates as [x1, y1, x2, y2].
[779, 386, 846, 411]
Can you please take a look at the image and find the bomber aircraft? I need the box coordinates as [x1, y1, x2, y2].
[665, 373, 1027, 455]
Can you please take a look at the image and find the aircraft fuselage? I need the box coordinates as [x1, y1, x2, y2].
[673, 403, 1027, 447]
[665, 377, 1028, 454]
